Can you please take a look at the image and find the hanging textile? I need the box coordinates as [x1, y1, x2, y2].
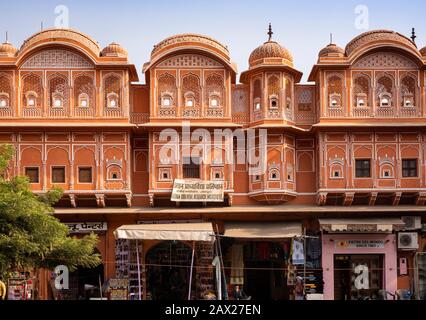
[292, 238, 305, 265]
[212, 256, 222, 300]
[230, 244, 244, 285]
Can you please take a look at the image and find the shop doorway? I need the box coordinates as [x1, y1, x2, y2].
[243, 242, 287, 300]
[66, 248, 104, 300]
[334, 254, 384, 300]
[146, 241, 192, 300]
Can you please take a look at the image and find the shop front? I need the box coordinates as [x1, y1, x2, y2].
[320, 218, 404, 300]
[221, 222, 304, 300]
[114, 222, 215, 300]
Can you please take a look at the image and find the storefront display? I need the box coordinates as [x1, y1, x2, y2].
[415, 252, 426, 300]
[7, 273, 34, 300]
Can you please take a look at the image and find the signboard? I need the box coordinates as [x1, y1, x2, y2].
[65, 222, 107, 234]
[335, 240, 385, 249]
[171, 179, 224, 202]
[108, 278, 129, 300]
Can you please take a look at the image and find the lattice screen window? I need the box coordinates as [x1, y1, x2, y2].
[268, 75, 280, 109]
[400, 75, 416, 107]
[104, 74, 121, 108]
[74, 74, 95, 108]
[205, 73, 224, 107]
[285, 77, 292, 110]
[253, 78, 262, 110]
[22, 74, 43, 107]
[157, 73, 177, 107]
[327, 75, 343, 108]
[376, 76, 394, 107]
[0, 74, 12, 108]
[181, 74, 201, 107]
[49, 74, 69, 108]
[353, 75, 370, 107]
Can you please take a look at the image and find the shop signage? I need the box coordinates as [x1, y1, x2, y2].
[65, 222, 107, 233]
[171, 179, 224, 202]
[335, 240, 385, 249]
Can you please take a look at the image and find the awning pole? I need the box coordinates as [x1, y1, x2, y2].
[188, 241, 195, 300]
[214, 223, 228, 300]
[136, 240, 142, 301]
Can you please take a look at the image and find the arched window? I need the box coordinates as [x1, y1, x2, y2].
[157, 73, 177, 107]
[253, 78, 262, 110]
[205, 73, 224, 107]
[353, 75, 370, 107]
[184, 92, 196, 107]
[49, 74, 68, 108]
[269, 168, 280, 180]
[74, 74, 95, 108]
[400, 75, 416, 107]
[22, 74, 43, 107]
[181, 74, 201, 107]
[376, 75, 394, 107]
[327, 75, 343, 108]
[268, 75, 280, 109]
[107, 165, 122, 180]
[104, 74, 121, 108]
[0, 74, 12, 108]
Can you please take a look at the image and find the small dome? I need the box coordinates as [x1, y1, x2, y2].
[249, 41, 293, 66]
[248, 24, 293, 67]
[319, 43, 345, 57]
[0, 41, 18, 57]
[420, 46, 426, 56]
[101, 42, 128, 58]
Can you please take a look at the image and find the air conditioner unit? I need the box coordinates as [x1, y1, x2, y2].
[402, 216, 422, 230]
[398, 232, 419, 250]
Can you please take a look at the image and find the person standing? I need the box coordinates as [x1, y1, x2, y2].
[0, 277, 7, 300]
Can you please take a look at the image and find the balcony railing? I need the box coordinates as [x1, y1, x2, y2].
[327, 107, 344, 117]
[0, 107, 13, 118]
[104, 107, 123, 118]
[74, 107, 95, 118]
[22, 107, 42, 118]
[353, 106, 371, 118]
[48, 107, 68, 118]
[376, 106, 395, 118]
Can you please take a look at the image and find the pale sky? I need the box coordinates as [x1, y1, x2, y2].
[1, 0, 426, 83]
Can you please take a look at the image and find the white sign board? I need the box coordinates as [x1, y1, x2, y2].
[65, 222, 107, 233]
[171, 179, 224, 202]
[335, 240, 385, 249]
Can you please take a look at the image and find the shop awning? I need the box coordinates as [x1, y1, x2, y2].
[114, 223, 215, 242]
[223, 222, 302, 238]
[318, 218, 405, 233]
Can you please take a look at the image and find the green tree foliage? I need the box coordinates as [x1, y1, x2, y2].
[0, 144, 101, 278]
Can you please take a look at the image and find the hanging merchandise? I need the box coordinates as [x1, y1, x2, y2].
[287, 263, 296, 286]
[292, 238, 305, 265]
[230, 244, 244, 285]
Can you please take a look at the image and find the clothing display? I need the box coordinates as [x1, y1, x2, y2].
[292, 239, 305, 265]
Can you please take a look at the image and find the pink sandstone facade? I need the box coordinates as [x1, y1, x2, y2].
[1, 27, 426, 300]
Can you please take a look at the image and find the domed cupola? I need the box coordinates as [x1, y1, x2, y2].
[0, 39, 18, 57]
[420, 46, 426, 57]
[248, 24, 294, 68]
[318, 43, 345, 58]
[101, 42, 128, 58]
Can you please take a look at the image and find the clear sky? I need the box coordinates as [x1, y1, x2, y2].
[2, 0, 426, 83]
